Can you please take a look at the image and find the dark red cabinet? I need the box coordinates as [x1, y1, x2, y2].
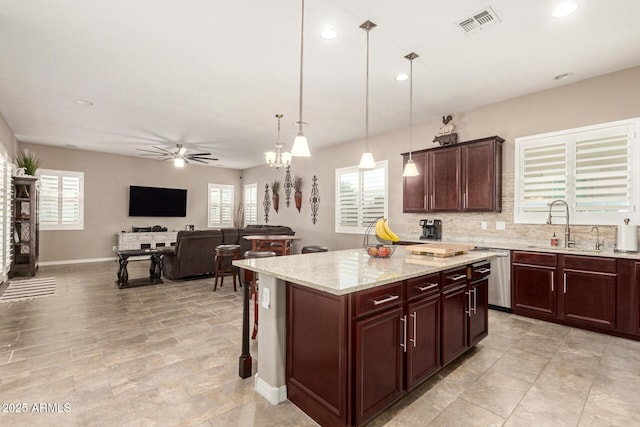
[441, 283, 468, 366]
[355, 306, 404, 425]
[401, 136, 503, 213]
[405, 293, 440, 391]
[469, 278, 489, 346]
[512, 263, 557, 320]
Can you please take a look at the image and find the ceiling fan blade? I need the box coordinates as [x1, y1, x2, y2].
[187, 152, 212, 157]
[140, 153, 170, 157]
[152, 145, 175, 155]
[189, 156, 218, 161]
[190, 158, 208, 164]
[137, 148, 166, 154]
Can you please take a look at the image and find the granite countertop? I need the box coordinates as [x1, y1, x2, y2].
[233, 247, 494, 296]
[398, 236, 640, 260]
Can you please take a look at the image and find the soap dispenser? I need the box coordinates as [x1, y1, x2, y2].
[551, 233, 558, 247]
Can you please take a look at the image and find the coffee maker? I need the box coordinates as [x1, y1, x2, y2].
[420, 219, 442, 241]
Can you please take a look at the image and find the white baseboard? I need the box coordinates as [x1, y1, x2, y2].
[38, 257, 115, 266]
[255, 374, 287, 405]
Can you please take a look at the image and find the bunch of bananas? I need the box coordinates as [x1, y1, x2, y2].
[375, 218, 400, 242]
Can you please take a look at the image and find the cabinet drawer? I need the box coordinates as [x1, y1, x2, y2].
[470, 261, 491, 281]
[442, 267, 468, 289]
[354, 282, 403, 319]
[562, 255, 616, 274]
[512, 251, 557, 267]
[407, 273, 440, 300]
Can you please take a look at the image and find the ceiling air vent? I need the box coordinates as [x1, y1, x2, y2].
[457, 6, 501, 36]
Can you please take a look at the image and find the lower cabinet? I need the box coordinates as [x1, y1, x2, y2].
[636, 262, 640, 335]
[287, 265, 490, 426]
[512, 251, 625, 334]
[355, 306, 404, 425]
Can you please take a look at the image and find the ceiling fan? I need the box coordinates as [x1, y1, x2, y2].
[136, 143, 219, 166]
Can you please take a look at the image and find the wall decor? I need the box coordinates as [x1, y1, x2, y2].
[271, 180, 281, 213]
[433, 114, 458, 146]
[263, 183, 271, 223]
[284, 166, 293, 207]
[293, 175, 303, 213]
[309, 175, 319, 224]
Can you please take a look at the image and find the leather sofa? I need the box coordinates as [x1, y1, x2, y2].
[162, 230, 223, 279]
[162, 226, 294, 280]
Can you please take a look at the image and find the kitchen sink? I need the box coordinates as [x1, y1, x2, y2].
[526, 245, 603, 254]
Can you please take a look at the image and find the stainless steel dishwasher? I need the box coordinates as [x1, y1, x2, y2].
[475, 248, 511, 311]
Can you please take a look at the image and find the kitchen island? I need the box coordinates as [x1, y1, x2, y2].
[233, 246, 495, 426]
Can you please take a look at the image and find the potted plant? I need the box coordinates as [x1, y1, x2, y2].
[15, 150, 41, 177]
[271, 180, 281, 213]
[293, 176, 303, 212]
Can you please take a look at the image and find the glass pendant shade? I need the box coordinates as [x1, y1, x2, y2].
[402, 158, 419, 177]
[265, 114, 292, 169]
[281, 151, 293, 164]
[291, 133, 310, 157]
[174, 157, 185, 168]
[265, 151, 277, 164]
[359, 152, 376, 169]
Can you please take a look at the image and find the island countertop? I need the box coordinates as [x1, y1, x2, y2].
[233, 246, 495, 296]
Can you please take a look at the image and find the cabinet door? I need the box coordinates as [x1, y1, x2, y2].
[441, 283, 468, 367]
[402, 152, 428, 213]
[430, 148, 461, 211]
[355, 306, 404, 426]
[636, 263, 640, 335]
[461, 140, 501, 212]
[559, 269, 617, 329]
[512, 263, 557, 320]
[469, 278, 489, 346]
[406, 293, 440, 391]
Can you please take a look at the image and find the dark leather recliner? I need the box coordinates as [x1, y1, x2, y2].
[162, 230, 223, 279]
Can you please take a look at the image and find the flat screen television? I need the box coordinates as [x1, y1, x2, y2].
[128, 185, 187, 217]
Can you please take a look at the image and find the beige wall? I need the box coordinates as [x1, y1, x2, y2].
[243, 66, 640, 251]
[19, 143, 241, 263]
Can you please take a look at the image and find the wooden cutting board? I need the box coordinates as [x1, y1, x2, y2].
[403, 243, 473, 258]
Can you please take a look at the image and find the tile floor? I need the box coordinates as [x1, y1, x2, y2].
[0, 261, 639, 426]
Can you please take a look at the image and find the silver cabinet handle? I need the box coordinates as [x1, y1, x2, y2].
[473, 288, 477, 314]
[400, 315, 407, 352]
[464, 192, 467, 208]
[476, 268, 491, 274]
[551, 273, 554, 292]
[372, 295, 399, 306]
[564, 273, 567, 294]
[423, 195, 427, 209]
[448, 274, 467, 281]
[465, 291, 471, 317]
[418, 283, 438, 292]
[410, 312, 417, 347]
[430, 194, 434, 209]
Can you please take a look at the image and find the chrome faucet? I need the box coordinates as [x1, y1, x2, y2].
[591, 226, 604, 251]
[547, 200, 575, 248]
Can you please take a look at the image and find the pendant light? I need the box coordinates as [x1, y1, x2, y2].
[358, 20, 377, 169]
[291, 0, 311, 157]
[402, 52, 420, 177]
[265, 114, 292, 169]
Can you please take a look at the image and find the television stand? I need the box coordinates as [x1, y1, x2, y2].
[116, 231, 178, 250]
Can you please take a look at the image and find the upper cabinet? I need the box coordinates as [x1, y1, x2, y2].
[402, 136, 504, 213]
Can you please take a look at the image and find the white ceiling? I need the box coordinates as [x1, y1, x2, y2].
[1, 0, 639, 169]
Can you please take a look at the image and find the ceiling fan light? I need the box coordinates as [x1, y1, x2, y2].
[174, 157, 185, 168]
[359, 152, 376, 169]
[177, 145, 187, 156]
[291, 134, 311, 157]
[402, 159, 419, 177]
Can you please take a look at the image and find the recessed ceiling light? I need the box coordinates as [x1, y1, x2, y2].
[320, 28, 338, 40]
[554, 72, 573, 81]
[74, 99, 94, 106]
[553, 2, 578, 17]
[395, 73, 409, 82]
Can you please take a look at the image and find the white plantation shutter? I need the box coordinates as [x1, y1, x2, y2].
[38, 169, 84, 230]
[515, 118, 638, 225]
[244, 183, 257, 226]
[336, 160, 388, 233]
[0, 154, 8, 279]
[574, 127, 633, 222]
[208, 184, 234, 228]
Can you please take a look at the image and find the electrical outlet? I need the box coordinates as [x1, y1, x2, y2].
[262, 288, 270, 309]
[481, 221, 487, 230]
[496, 221, 506, 230]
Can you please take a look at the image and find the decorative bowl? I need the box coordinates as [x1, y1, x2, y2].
[365, 244, 396, 258]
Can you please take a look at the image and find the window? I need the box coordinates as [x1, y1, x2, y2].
[244, 183, 257, 226]
[335, 160, 388, 234]
[515, 118, 639, 225]
[208, 184, 234, 228]
[38, 169, 84, 230]
[0, 153, 10, 279]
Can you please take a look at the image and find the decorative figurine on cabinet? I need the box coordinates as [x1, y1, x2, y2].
[433, 114, 458, 146]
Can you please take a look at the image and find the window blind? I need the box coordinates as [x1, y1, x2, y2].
[208, 184, 234, 228]
[244, 183, 257, 226]
[38, 169, 84, 230]
[0, 155, 6, 278]
[336, 161, 388, 233]
[520, 141, 568, 214]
